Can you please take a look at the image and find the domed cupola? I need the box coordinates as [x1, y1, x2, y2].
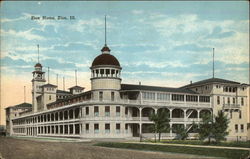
[90, 44, 122, 82]
[90, 16, 122, 91]
[92, 45, 120, 67]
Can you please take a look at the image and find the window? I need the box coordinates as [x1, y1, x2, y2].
[111, 92, 114, 101]
[49, 95, 51, 100]
[172, 94, 184, 101]
[86, 107, 89, 115]
[217, 96, 220, 105]
[94, 124, 99, 133]
[99, 92, 103, 101]
[125, 124, 128, 133]
[227, 97, 230, 104]
[230, 111, 232, 119]
[142, 92, 155, 100]
[106, 69, 110, 76]
[125, 107, 128, 116]
[241, 124, 244, 132]
[86, 124, 89, 133]
[199, 96, 210, 102]
[225, 87, 228, 92]
[105, 124, 110, 133]
[241, 98, 244, 106]
[235, 124, 238, 133]
[239, 110, 242, 119]
[116, 123, 120, 133]
[233, 98, 235, 104]
[223, 97, 225, 104]
[94, 106, 99, 116]
[157, 93, 170, 101]
[116, 106, 120, 117]
[186, 95, 198, 102]
[100, 69, 104, 75]
[105, 106, 110, 117]
[233, 87, 237, 92]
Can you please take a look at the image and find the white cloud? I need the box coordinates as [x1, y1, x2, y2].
[70, 18, 103, 33]
[1, 28, 45, 40]
[123, 61, 188, 68]
[132, 10, 144, 15]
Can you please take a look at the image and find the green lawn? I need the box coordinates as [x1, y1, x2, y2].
[95, 142, 249, 159]
[160, 140, 250, 148]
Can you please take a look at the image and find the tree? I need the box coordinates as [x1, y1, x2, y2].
[213, 110, 229, 142]
[198, 113, 214, 143]
[198, 110, 229, 143]
[149, 109, 170, 142]
[173, 125, 188, 140]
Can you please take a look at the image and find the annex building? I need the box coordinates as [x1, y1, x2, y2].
[6, 26, 250, 141]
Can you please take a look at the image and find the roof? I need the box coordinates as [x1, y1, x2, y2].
[181, 77, 241, 88]
[101, 45, 111, 52]
[41, 83, 57, 88]
[56, 90, 71, 94]
[121, 84, 197, 94]
[69, 86, 85, 90]
[6, 102, 32, 109]
[92, 53, 120, 67]
[34, 63, 42, 67]
[47, 90, 92, 106]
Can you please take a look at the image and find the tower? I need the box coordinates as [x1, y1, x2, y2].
[32, 63, 46, 112]
[90, 16, 122, 101]
[32, 44, 46, 112]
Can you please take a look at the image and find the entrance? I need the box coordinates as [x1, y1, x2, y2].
[132, 124, 139, 137]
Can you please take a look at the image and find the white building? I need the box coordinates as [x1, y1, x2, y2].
[6, 43, 249, 141]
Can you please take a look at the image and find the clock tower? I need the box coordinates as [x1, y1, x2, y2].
[32, 63, 46, 112]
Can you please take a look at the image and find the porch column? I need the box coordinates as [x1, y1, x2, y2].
[73, 124, 75, 135]
[184, 109, 187, 122]
[154, 108, 158, 114]
[63, 124, 65, 135]
[58, 125, 60, 135]
[139, 107, 142, 141]
[68, 125, 70, 135]
[169, 109, 172, 119]
[170, 123, 173, 138]
[197, 109, 200, 122]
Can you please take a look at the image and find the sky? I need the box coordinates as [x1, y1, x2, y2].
[0, 1, 249, 125]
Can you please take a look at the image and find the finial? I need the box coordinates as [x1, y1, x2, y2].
[213, 48, 215, 78]
[37, 44, 40, 63]
[56, 74, 58, 87]
[48, 67, 50, 83]
[24, 86, 26, 103]
[105, 15, 107, 45]
[63, 76, 65, 91]
[75, 70, 78, 86]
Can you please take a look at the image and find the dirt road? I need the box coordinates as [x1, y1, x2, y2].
[0, 137, 217, 159]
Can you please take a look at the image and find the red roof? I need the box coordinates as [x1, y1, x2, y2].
[92, 54, 120, 67]
[101, 46, 111, 52]
[34, 63, 42, 67]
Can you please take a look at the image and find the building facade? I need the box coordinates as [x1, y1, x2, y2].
[6, 43, 249, 141]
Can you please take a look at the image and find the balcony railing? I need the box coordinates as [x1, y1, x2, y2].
[223, 104, 240, 109]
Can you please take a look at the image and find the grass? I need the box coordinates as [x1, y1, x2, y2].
[160, 140, 250, 148]
[95, 142, 250, 159]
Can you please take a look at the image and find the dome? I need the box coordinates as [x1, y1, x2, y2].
[34, 63, 42, 67]
[92, 54, 120, 67]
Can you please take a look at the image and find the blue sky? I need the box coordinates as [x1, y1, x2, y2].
[1, 1, 249, 89]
